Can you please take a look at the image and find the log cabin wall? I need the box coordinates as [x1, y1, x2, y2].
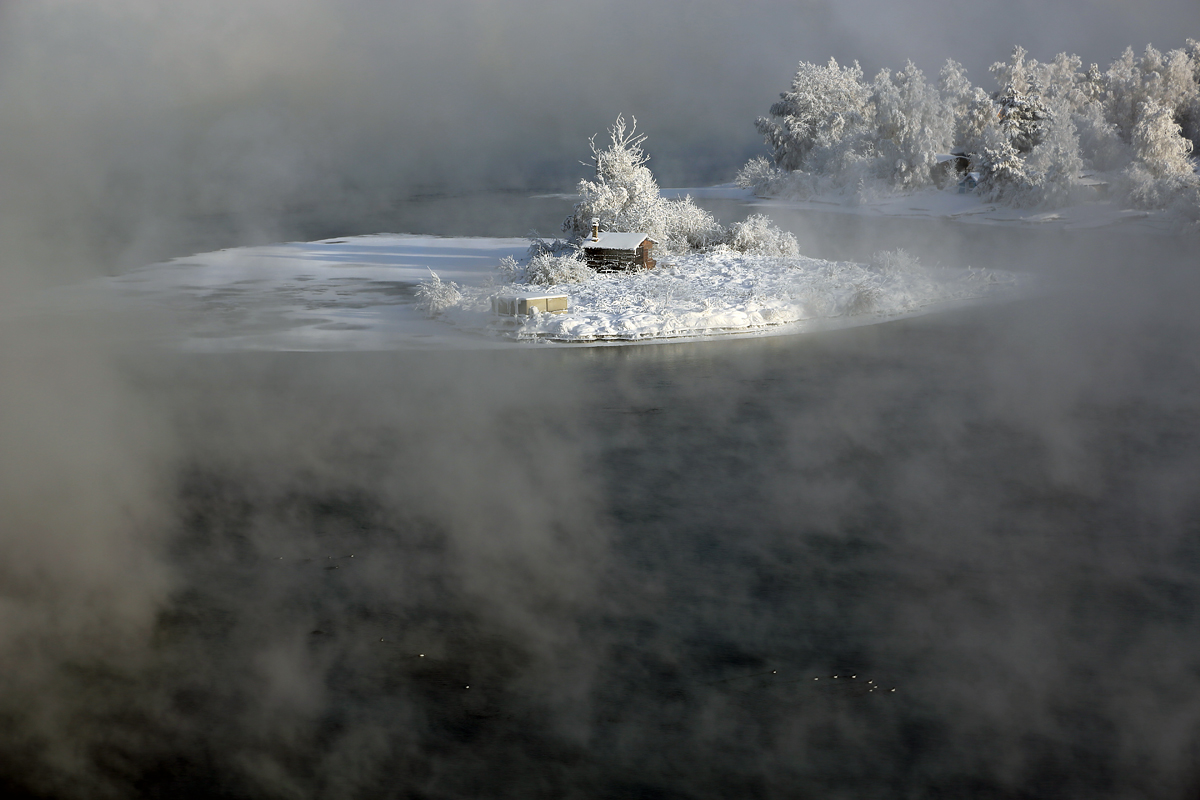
[586, 249, 638, 272]
[584, 238, 656, 272]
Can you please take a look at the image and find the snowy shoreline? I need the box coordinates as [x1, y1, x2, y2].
[69, 233, 1020, 351]
[439, 247, 1016, 344]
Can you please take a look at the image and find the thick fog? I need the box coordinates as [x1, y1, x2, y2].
[2, 2, 1200, 798]
[1, 0, 1198, 273]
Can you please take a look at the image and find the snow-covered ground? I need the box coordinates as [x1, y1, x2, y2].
[445, 249, 1013, 343]
[669, 185, 1182, 233]
[57, 232, 1017, 351]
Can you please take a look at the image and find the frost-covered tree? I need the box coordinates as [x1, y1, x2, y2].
[755, 58, 869, 172]
[953, 88, 1000, 164]
[1131, 98, 1196, 178]
[743, 42, 1199, 213]
[564, 115, 658, 239]
[1124, 99, 1198, 207]
[563, 115, 727, 252]
[938, 59, 975, 112]
[940, 59, 988, 155]
[991, 47, 1053, 154]
[1105, 44, 1200, 147]
[1021, 100, 1085, 206]
[868, 61, 953, 187]
[974, 123, 1031, 203]
[1033, 52, 1088, 112]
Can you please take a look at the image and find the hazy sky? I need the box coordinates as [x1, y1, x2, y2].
[0, 0, 1197, 271]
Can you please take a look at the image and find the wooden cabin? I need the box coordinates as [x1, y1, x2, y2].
[580, 220, 657, 272]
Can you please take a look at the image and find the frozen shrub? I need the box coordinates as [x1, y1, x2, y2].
[656, 194, 727, 250]
[497, 252, 593, 285]
[845, 284, 881, 315]
[869, 249, 921, 275]
[496, 255, 523, 282]
[723, 214, 800, 256]
[524, 252, 594, 285]
[739, 163, 818, 199]
[414, 271, 461, 316]
[735, 155, 785, 193]
[526, 231, 574, 258]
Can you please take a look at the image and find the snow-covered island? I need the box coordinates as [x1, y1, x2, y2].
[405, 116, 1016, 345]
[26, 40, 1200, 351]
[75, 113, 1021, 351]
[422, 248, 1012, 345]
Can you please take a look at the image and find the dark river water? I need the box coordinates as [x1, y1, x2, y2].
[6, 197, 1200, 799]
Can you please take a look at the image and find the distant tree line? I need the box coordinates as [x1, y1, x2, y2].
[740, 43, 1200, 221]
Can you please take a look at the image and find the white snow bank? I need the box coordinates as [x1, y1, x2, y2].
[441, 248, 1017, 344]
[50, 234, 1017, 351]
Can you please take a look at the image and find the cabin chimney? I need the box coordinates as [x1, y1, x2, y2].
[590, 218, 599, 241]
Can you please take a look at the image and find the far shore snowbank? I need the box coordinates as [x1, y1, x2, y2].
[664, 185, 1183, 233]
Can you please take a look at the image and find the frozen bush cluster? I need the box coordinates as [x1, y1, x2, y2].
[497, 252, 594, 286]
[722, 214, 800, 256]
[414, 271, 461, 316]
[745, 41, 1200, 214]
[524, 252, 594, 286]
[869, 249, 922, 276]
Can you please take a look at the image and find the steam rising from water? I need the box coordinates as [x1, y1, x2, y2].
[2, 1, 1200, 797]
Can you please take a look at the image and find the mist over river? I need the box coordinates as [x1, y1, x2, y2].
[4, 194, 1200, 799]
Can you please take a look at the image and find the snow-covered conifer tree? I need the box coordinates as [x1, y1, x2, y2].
[975, 123, 1030, 203]
[990, 47, 1052, 154]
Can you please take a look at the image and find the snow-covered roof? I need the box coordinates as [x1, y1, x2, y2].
[581, 232, 657, 250]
